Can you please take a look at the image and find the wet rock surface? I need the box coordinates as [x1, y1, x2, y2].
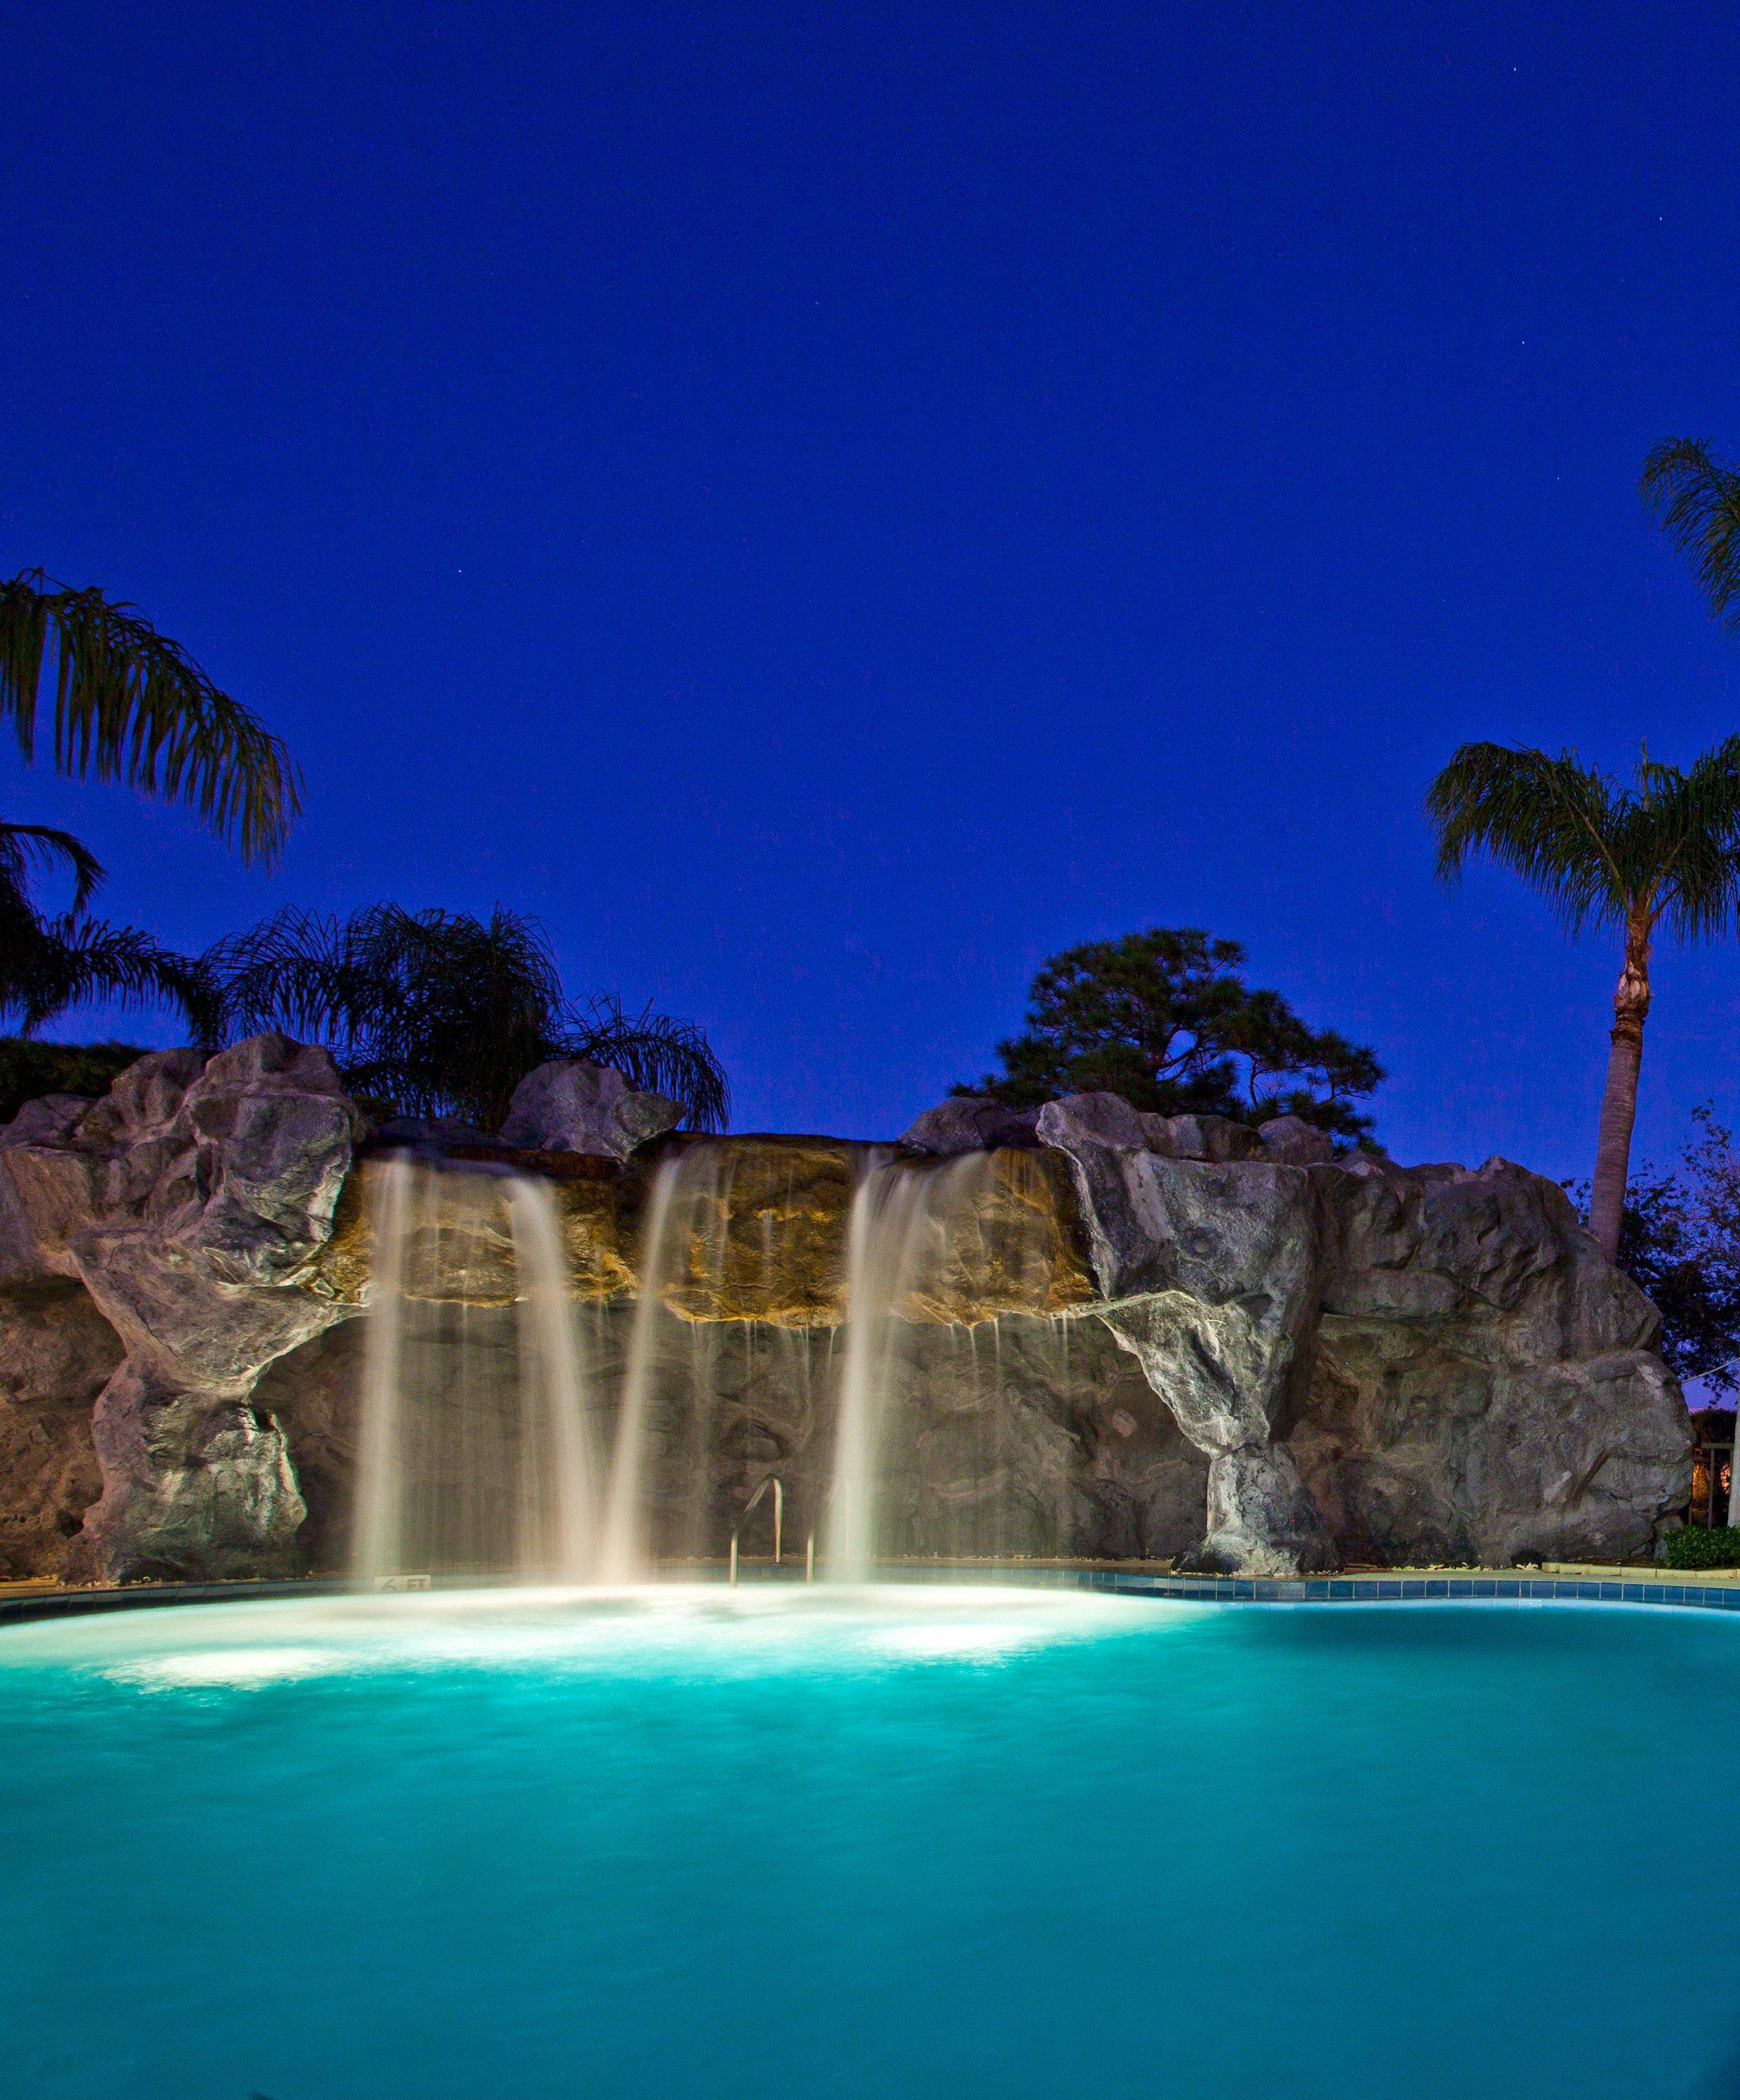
[0, 1051, 1694, 1578]
[260, 1297, 1209, 1572]
[1041, 1093, 1334, 1571]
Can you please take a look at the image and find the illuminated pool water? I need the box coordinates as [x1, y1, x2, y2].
[3, 1586, 1738, 2100]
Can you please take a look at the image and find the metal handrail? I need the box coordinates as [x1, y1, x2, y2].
[728, 1474, 784, 1586]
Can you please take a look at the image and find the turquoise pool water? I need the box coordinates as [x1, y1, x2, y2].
[3, 1585, 1738, 2100]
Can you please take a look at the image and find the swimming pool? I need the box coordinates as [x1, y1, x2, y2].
[2, 1585, 1736, 2099]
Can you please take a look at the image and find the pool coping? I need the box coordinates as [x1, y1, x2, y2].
[6, 1564, 1740, 1625]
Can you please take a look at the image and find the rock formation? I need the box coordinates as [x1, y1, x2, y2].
[1033, 1093, 1689, 1572]
[898, 1098, 1042, 1155]
[0, 1051, 1694, 1582]
[499, 1060, 682, 1159]
[0, 1037, 362, 1581]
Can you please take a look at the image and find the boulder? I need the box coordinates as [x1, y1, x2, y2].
[1140, 1113, 1265, 1162]
[1257, 1114, 1337, 1166]
[499, 1060, 682, 1159]
[897, 1098, 1042, 1154]
[1196, 1444, 1339, 1575]
[1290, 1154, 1687, 1565]
[0, 1036, 364, 1581]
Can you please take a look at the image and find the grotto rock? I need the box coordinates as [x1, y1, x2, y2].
[499, 1060, 682, 1159]
[0, 1282, 118, 1579]
[1039, 1090, 1337, 1573]
[0, 1036, 364, 1581]
[0, 1057, 1696, 1583]
[897, 1098, 1043, 1154]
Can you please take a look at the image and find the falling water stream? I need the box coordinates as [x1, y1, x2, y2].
[352, 1161, 604, 1581]
[599, 1153, 682, 1581]
[352, 1140, 1074, 1583]
[827, 1152, 996, 1578]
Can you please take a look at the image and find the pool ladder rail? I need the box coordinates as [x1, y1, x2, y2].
[728, 1476, 816, 1586]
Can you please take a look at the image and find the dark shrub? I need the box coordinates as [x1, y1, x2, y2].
[0, 1038, 143, 1126]
[1661, 1525, 1740, 1570]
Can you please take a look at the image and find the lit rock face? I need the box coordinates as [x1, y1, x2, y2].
[1034, 1093, 1690, 1572]
[0, 1055, 1694, 1581]
[1037, 1093, 1336, 1574]
[592, 1139, 1093, 1326]
[312, 1138, 1096, 1330]
[1295, 1156, 1689, 1567]
[897, 1098, 1042, 1155]
[499, 1059, 681, 1160]
[0, 1037, 362, 1581]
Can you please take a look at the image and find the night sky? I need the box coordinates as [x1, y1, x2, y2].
[4, 4, 1740, 1178]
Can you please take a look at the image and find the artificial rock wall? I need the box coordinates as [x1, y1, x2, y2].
[0, 1040, 1694, 1582]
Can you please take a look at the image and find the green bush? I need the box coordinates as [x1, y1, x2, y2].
[0, 1039, 144, 1127]
[1661, 1525, 1740, 1570]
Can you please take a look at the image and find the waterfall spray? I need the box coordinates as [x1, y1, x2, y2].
[826, 1152, 996, 1579]
[353, 1157, 414, 1580]
[599, 1153, 682, 1580]
[351, 1159, 605, 1582]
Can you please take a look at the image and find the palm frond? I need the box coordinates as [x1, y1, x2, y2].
[1642, 440, 1740, 633]
[0, 572, 303, 864]
[1425, 742, 1627, 933]
[202, 902, 731, 1134]
[0, 822, 106, 914]
[1427, 736, 1740, 947]
[1635, 733, 1740, 941]
[564, 996, 732, 1133]
[0, 915, 216, 1040]
[200, 906, 363, 1042]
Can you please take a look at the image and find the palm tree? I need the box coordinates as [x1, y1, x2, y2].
[1426, 740, 1740, 1261]
[0, 824, 215, 1040]
[202, 902, 730, 1134]
[0, 571, 300, 1042]
[1641, 441, 1740, 631]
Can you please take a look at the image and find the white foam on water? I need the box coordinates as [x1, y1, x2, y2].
[110, 1645, 345, 1690]
[0, 1585, 1200, 1690]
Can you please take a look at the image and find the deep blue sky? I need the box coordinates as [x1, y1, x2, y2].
[4, 3, 1740, 1173]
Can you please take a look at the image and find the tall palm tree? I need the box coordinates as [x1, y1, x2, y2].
[1426, 740, 1740, 1262]
[0, 571, 301, 1040]
[1641, 441, 1740, 631]
[202, 903, 730, 1134]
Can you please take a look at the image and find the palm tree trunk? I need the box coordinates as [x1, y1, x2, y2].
[1589, 916, 1652, 1263]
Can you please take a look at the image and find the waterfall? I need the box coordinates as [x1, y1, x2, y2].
[508, 1177, 600, 1577]
[350, 1161, 604, 1581]
[826, 1152, 997, 1579]
[352, 1135, 1085, 1586]
[353, 1156, 413, 1579]
[598, 1153, 682, 1581]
